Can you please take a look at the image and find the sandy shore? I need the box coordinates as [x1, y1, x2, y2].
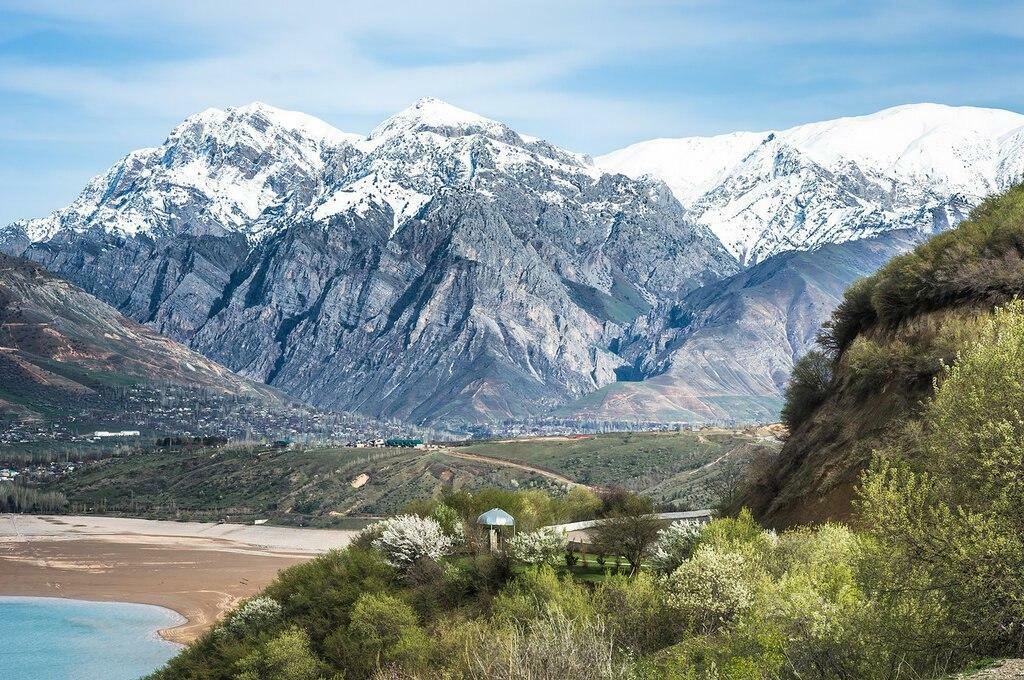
[0, 515, 358, 644]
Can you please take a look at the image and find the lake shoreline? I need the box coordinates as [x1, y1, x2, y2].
[0, 594, 186, 646]
[0, 514, 357, 644]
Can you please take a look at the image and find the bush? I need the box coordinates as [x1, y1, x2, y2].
[859, 300, 1024, 662]
[428, 503, 466, 546]
[507, 527, 568, 565]
[326, 592, 431, 676]
[665, 545, 758, 635]
[233, 627, 327, 680]
[820, 276, 877, 354]
[370, 515, 454, 570]
[491, 565, 592, 626]
[820, 184, 1024, 355]
[597, 572, 687, 654]
[262, 547, 397, 649]
[221, 596, 282, 639]
[649, 520, 702, 573]
[468, 606, 633, 680]
[780, 350, 833, 430]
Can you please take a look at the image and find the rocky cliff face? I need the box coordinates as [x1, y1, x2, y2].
[7, 99, 1019, 426]
[2, 99, 736, 425]
[0, 253, 281, 417]
[559, 231, 921, 423]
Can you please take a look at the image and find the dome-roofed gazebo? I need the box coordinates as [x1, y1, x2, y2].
[477, 508, 515, 552]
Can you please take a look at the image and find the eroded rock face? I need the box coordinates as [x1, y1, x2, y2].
[561, 232, 920, 423]
[2, 99, 737, 425]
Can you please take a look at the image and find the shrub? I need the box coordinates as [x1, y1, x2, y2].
[467, 606, 633, 680]
[428, 503, 466, 546]
[370, 515, 454, 570]
[819, 276, 878, 355]
[332, 592, 431, 675]
[233, 627, 327, 680]
[262, 547, 397, 648]
[507, 527, 568, 565]
[597, 571, 687, 654]
[780, 350, 833, 431]
[820, 184, 1024, 355]
[649, 520, 702, 573]
[665, 546, 757, 634]
[859, 300, 1024, 662]
[491, 565, 593, 626]
[221, 596, 282, 639]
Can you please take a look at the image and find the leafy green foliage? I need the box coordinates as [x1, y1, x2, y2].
[859, 300, 1024, 662]
[780, 350, 833, 431]
[824, 184, 1024, 352]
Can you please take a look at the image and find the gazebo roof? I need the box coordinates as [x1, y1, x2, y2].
[477, 508, 515, 526]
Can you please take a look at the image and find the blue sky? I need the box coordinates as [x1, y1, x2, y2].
[2, 0, 1024, 225]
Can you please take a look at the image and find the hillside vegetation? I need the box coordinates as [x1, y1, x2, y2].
[48, 429, 773, 525]
[147, 247, 1024, 676]
[460, 429, 778, 511]
[739, 183, 1024, 526]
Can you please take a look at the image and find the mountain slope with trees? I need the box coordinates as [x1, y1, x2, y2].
[739, 183, 1024, 527]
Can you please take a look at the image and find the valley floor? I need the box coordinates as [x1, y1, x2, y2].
[0, 514, 356, 643]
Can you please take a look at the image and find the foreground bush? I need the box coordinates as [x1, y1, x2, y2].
[860, 300, 1024, 663]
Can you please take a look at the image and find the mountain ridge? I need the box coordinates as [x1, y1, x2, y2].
[598, 102, 1024, 265]
[4, 99, 1018, 425]
[1, 98, 735, 425]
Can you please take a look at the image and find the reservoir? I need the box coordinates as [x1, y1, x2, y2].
[0, 596, 184, 680]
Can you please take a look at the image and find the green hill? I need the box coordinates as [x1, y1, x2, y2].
[738, 184, 1024, 527]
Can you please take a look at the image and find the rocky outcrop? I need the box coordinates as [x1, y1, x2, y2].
[560, 231, 921, 422]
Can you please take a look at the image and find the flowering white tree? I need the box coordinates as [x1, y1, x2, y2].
[665, 545, 755, 633]
[649, 520, 703, 573]
[370, 514, 454, 569]
[219, 596, 283, 638]
[508, 527, 568, 565]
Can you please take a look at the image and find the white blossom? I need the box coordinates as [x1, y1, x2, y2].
[508, 527, 568, 565]
[649, 520, 702, 572]
[370, 514, 454, 569]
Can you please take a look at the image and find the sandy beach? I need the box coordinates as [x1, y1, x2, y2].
[0, 515, 357, 644]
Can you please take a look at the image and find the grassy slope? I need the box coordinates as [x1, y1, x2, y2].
[51, 430, 779, 524]
[739, 185, 1024, 528]
[54, 444, 555, 525]
[460, 429, 780, 510]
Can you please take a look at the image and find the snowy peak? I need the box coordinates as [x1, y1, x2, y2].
[368, 97, 518, 144]
[598, 103, 1024, 264]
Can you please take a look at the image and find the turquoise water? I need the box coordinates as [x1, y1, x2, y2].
[0, 596, 185, 680]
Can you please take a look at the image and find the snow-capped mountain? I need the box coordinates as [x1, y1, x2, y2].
[1, 98, 735, 425]
[5, 98, 1023, 426]
[13, 102, 361, 244]
[598, 103, 1024, 264]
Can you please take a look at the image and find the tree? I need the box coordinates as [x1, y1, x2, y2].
[221, 596, 282, 638]
[664, 545, 755, 634]
[781, 349, 833, 431]
[234, 627, 327, 680]
[649, 520, 702, 573]
[343, 593, 431, 674]
[859, 301, 1024, 661]
[589, 495, 661, 575]
[369, 515, 454, 570]
[507, 527, 568, 566]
